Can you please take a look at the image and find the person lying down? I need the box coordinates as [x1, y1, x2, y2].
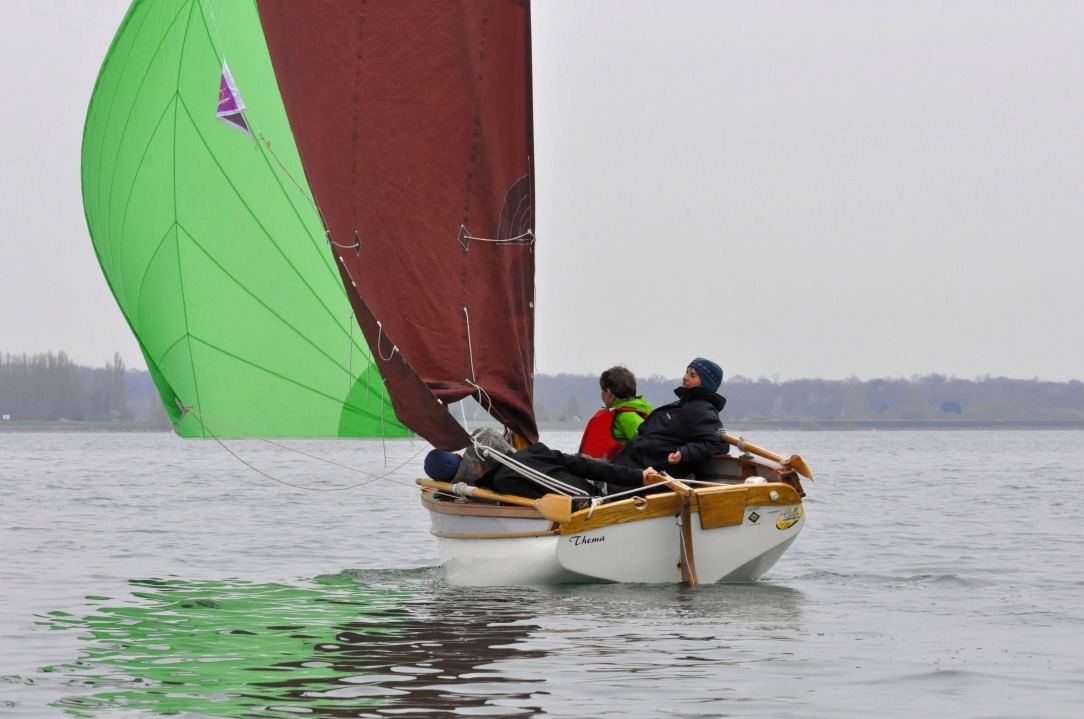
[423, 428, 659, 500]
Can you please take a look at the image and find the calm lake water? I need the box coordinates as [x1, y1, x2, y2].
[1, 430, 1081, 718]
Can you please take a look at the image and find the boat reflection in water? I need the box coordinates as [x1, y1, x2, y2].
[42, 571, 805, 717]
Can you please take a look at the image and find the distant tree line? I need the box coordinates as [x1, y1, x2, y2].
[534, 372, 1084, 423]
[0, 351, 167, 425]
[3, 353, 1081, 428]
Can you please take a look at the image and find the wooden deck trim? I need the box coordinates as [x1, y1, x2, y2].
[419, 477, 802, 535]
[430, 528, 559, 540]
[696, 483, 803, 530]
[561, 492, 684, 535]
[420, 489, 547, 519]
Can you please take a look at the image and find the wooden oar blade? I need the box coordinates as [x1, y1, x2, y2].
[722, 432, 815, 481]
[786, 455, 815, 481]
[534, 494, 572, 524]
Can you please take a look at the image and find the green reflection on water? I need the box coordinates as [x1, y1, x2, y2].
[39, 570, 543, 718]
[38, 572, 807, 718]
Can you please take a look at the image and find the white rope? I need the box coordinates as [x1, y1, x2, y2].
[460, 229, 536, 246]
[463, 306, 477, 383]
[468, 377, 496, 416]
[450, 482, 478, 498]
[458, 401, 470, 433]
[673, 478, 729, 487]
[465, 378, 494, 415]
[595, 483, 654, 502]
[329, 232, 360, 250]
[583, 477, 729, 508]
[376, 321, 397, 361]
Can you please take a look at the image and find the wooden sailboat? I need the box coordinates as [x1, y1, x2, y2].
[83, 0, 810, 585]
[417, 434, 808, 586]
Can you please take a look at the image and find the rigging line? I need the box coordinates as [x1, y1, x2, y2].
[679, 479, 732, 487]
[375, 321, 397, 361]
[204, 0, 226, 64]
[188, 411, 394, 491]
[593, 483, 664, 504]
[465, 379, 494, 416]
[256, 132, 323, 217]
[460, 231, 536, 245]
[476, 443, 590, 498]
[459, 401, 470, 434]
[381, 378, 388, 467]
[329, 233, 360, 250]
[365, 332, 373, 409]
[185, 406, 423, 486]
[463, 306, 477, 384]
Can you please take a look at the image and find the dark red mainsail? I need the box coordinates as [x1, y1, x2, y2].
[257, 0, 537, 449]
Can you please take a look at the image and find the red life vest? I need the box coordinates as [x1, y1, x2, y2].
[578, 406, 648, 460]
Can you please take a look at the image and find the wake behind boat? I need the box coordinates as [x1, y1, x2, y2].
[82, 0, 812, 586]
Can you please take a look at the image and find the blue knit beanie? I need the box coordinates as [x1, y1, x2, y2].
[689, 357, 723, 393]
[424, 449, 461, 480]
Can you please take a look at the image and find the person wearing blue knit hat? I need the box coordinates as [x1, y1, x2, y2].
[424, 449, 462, 481]
[687, 357, 723, 393]
[611, 357, 729, 480]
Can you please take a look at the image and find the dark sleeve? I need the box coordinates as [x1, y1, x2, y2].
[551, 449, 645, 488]
[676, 407, 728, 463]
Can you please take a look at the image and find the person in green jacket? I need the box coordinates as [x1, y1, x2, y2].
[579, 365, 653, 460]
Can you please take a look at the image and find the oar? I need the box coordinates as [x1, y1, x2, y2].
[721, 433, 815, 480]
[416, 479, 573, 524]
[534, 493, 573, 524]
[646, 474, 694, 496]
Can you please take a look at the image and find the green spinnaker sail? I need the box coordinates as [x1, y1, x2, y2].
[82, 0, 410, 438]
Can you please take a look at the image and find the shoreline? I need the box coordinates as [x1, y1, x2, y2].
[2, 419, 1081, 433]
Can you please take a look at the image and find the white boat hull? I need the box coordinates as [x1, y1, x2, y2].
[555, 502, 805, 585]
[691, 503, 804, 583]
[436, 536, 580, 585]
[421, 470, 806, 586]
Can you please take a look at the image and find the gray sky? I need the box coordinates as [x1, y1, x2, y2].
[2, 0, 1081, 382]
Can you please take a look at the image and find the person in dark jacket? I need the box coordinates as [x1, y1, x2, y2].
[612, 357, 729, 478]
[424, 440, 658, 500]
[477, 442, 658, 499]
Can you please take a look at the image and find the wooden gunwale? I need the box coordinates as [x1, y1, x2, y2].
[562, 482, 803, 535]
[420, 489, 547, 519]
[430, 528, 560, 539]
[694, 453, 807, 497]
[418, 478, 802, 536]
[562, 492, 684, 535]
